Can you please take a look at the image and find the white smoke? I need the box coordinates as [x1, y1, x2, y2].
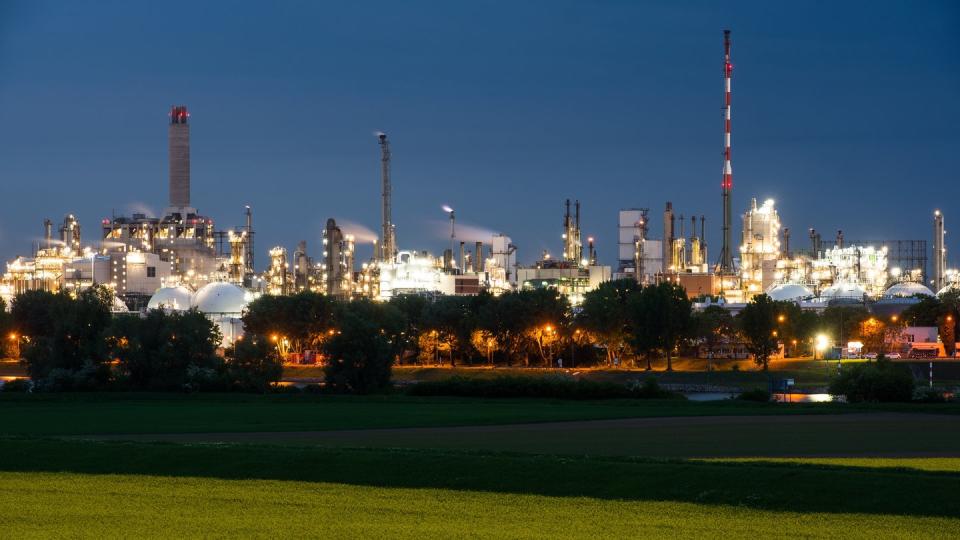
[127, 202, 157, 218]
[334, 219, 379, 244]
[32, 237, 66, 246]
[442, 205, 454, 213]
[427, 219, 498, 242]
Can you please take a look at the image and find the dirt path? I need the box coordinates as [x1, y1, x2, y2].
[82, 413, 960, 458]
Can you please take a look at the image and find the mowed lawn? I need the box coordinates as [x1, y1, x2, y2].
[2, 471, 956, 539]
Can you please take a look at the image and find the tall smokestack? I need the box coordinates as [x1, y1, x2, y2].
[245, 205, 254, 273]
[782, 227, 791, 259]
[934, 210, 946, 292]
[168, 105, 190, 209]
[663, 202, 674, 272]
[700, 215, 708, 264]
[719, 30, 734, 274]
[378, 132, 396, 262]
[836, 230, 844, 249]
[475, 241, 483, 273]
[43, 219, 52, 250]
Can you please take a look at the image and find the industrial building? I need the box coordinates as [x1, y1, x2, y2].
[3, 30, 957, 319]
[518, 200, 612, 305]
[615, 208, 662, 283]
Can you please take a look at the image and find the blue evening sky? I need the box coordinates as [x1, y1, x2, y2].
[1, 1, 957, 267]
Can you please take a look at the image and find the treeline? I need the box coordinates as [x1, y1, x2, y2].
[4, 288, 281, 392]
[5, 280, 955, 394]
[245, 279, 936, 377]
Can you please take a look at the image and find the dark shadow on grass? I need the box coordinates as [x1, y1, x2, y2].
[0, 437, 958, 518]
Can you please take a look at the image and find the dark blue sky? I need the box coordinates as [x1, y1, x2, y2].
[1, 1, 958, 267]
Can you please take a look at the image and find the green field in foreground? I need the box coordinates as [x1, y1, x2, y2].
[2, 470, 955, 539]
[3, 393, 960, 537]
[1, 438, 958, 518]
[1, 393, 958, 437]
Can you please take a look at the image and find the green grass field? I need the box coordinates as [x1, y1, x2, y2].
[6, 471, 954, 539]
[1, 393, 958, 537]
[1, 392, 957, 436]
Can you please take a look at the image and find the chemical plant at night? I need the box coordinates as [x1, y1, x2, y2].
[1, 31, 955, 340]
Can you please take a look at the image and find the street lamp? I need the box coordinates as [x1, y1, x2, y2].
[8, 333, 19, 359]
[815, 334, 828, 360]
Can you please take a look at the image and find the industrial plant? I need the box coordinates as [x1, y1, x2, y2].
[2, 30, 956, 342]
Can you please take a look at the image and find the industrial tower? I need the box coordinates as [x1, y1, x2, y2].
[718, 30, 734, 274]
[168, 105, 190, 210]
[563, 199, 583, 265]
[934, 210, 945, 292]
[378, 132, 397, 262]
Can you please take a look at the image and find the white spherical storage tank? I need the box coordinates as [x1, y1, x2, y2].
[190, 282, 253, 346]
[191, 282, 250, 315]
[766, 283, 814, 302]
[884, 282, 934, 298]
[147, 286, 194, 311]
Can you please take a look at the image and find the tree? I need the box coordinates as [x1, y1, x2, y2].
[0, 298, 13, 358]
[820, 305, 870, 347]
[627, 283, 692, 371]
[578, 279, 641, 366]
[901, 296, 943, 327]
[107, 309, 223, 390]
[627, 286, 658, 370]
[226, 335, 283, 392]
[242, 292, 336, 356]
[738, 294, 779, 370]
[692, 305, 736, 368]
[477, 291, 532, 366]
[519, 288, 571, 366]
[422, 296, 473, 365]
[651, 283, 693, 371]
[389, 294, 430, 364]
[13, 287, 113, 387]
[322, 301, 397, 393]
[938, 291, 960, 357]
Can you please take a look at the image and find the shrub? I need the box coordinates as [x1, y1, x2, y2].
[407, 375, 684, 400]
[32, 361, 111, 392]
[626, 377, 679, 399]
[912, 388, 947, 403]
[226, 336, 283, 392]
[736, 388, 772, 402]
[828, 358, 914, 403]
